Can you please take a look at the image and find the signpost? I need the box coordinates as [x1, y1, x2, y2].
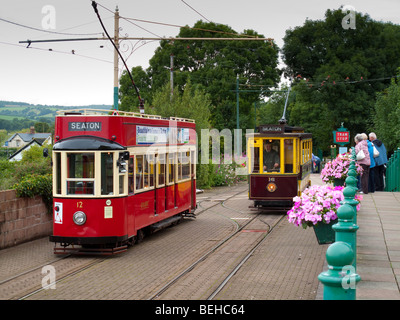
[332, 123, 350, 156]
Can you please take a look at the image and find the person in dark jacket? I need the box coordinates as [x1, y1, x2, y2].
[365, 134, 375, 193]
[369, 132, 388, 191]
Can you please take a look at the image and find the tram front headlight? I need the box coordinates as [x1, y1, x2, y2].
[73, 211, 86, 225]
[267, 183, 277, 192]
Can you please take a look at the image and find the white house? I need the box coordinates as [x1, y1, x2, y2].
[5, 127, 52, 149]
[8, 139, 43, 162]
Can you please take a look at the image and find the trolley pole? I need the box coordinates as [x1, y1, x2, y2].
[113, 6, 119, 110]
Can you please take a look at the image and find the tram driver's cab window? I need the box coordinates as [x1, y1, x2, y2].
[263, 140, 280, 172]
[67, 153, 95, 195]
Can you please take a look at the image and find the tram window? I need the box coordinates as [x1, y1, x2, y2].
[136, 155, 144, 190]
[167, 153, 175, 185]
[101, 152, 113, 195]
[128, 157, 134, 194]
[119, 175, 124, 194]
[66, 153, 95, 195]
[263, 140, 280, 172]
[158, 154, 166, 187]
[178, 151, 190, 181]
[67, 153, 94, 179]
[250, 147, 259, 173]
[191, 150, 196, 179]
[284, 139, 294, 173]
[143, 155, 149, 188]
[148, 154, 155, 188]
[55, 152, 61, 194]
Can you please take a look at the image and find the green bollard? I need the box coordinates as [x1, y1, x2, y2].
[341, 181, 359, 224]
[318, 241, 360, 300]
[333, 202, 359, 269]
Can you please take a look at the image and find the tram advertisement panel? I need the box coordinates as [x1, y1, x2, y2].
[136, 125, 190, 145]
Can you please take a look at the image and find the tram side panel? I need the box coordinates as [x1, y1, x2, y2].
[175, 180, 192, 211]
[52, 197, 128, 245]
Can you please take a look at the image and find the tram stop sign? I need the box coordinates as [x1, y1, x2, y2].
[332, 123, 350, 146]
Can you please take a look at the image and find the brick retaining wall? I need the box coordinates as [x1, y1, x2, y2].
[0, 189, 52, 249]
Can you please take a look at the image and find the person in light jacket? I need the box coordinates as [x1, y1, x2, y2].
[369, 132, 388, 191]
[355, 133, 370, 194]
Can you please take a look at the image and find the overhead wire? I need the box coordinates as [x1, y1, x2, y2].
[0, 16, 103, 36]
[0, 40, 112, 64]
[181, 0, 211, 22]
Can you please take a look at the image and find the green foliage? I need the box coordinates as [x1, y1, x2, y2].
[119, 20, 280, 131]
[149, 81, 211, 139]
[373, 78, 400, 153]
[13, 174, 53, 212]
[0, 143, 53, 211]
[282, 7, 400, 153]
[0, 159, 17, 190]
[209, 161, 246, 187]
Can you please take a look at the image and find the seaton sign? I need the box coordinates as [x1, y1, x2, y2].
[68, 122, 102, 131]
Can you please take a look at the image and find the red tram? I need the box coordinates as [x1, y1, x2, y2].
[49, 109, 197, 254]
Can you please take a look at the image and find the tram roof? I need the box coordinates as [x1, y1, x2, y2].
[56, 109, 195, 124]
[247, 124, 312, 138]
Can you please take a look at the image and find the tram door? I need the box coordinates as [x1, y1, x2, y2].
[191, 150, 196, 211]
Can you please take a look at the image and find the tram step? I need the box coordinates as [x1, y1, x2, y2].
[150, 215, 182, 232]
[53, 245, 128, 255]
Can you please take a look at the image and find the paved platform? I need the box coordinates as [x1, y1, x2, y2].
[311, 174, 400, 300]
[1, 174, 399, 301]
[355, 190, 400, 299]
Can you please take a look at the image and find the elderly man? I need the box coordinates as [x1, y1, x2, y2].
[263, 141, 280, 172]
[369, 132, 388, 191]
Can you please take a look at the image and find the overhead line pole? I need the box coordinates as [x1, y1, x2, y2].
[113, 6, 119, 110]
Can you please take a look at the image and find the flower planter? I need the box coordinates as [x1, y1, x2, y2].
[333, 178, 345, 187]
[313, 221, 336, 245]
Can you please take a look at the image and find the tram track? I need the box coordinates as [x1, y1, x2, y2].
[3, 183, 283, 301]
[17, 256, 110, 300]
[3, 186, 247, 300]
[148, 187, 285, 300]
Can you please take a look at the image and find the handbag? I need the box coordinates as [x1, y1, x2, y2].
[372, 144, 380, 158]
[356, 149, 365, 160]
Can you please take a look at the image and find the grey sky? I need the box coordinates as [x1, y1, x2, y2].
[1, 0, 400, 106]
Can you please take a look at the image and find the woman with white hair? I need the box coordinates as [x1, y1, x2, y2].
[369, 132, 388, 191]
[355, 133, 370, 194]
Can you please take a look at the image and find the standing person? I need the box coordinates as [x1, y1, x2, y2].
[369, 132, 388, 191]
[355, 134, 370, 194]
[363, 133, 375, 193]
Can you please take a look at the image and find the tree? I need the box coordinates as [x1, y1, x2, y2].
[281, 7, 400, 152]
[119, 66, 153, 112]
[119, 21, 280, 131]
[373, 78, 400, 153]
[148, 81, 211, 138]
[148, 82, 212, 187]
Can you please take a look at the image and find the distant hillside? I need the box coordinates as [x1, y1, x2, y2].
[0, 100, 112, 123]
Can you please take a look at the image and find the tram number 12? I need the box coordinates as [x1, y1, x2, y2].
[77, 201, 83, 208]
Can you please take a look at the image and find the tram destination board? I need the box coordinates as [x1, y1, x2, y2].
[258, 124, 285, 133]
[68, 121, 102, 131]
